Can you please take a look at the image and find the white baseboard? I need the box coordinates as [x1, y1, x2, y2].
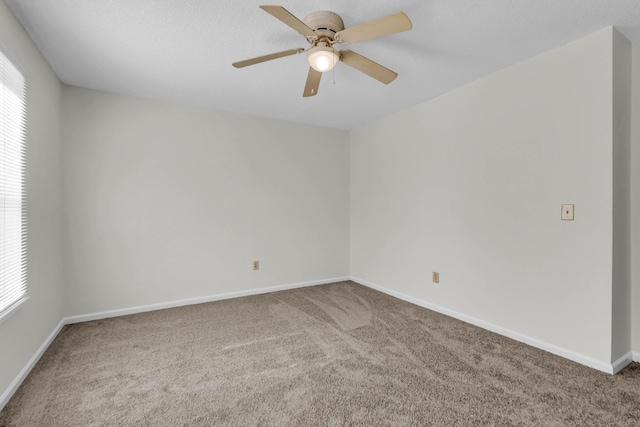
[633, 352, 640, 363]
[64, 277, 350, 324]
[612, 352, 634, 374]
[0, 318, 65, 411]
[350, 276, 620, 375]
[1, 276, 349, 411]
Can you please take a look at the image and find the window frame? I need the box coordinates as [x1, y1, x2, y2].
[0, 46, 28, 323]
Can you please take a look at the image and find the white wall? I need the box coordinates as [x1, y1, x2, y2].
[62, 87, 349, 316]
[0, 0, 64, 404]
[632, 42, 640, 355]
[350, 28, 616, 365]
[611, 30, 632, 362]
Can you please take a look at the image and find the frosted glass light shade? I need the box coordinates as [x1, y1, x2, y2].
[307, 45, 339, 72]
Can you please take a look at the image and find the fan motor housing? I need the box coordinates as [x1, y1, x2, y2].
[303, 11, 344, 40]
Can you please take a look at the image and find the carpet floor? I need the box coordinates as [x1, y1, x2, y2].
[1, 281, 639, 426]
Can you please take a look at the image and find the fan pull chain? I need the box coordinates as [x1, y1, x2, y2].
[332, 54, 336, 84]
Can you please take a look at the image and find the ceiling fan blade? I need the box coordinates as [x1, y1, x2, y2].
[260, 5, 317, 40]
[334, 12, 412, 45]
[232, 48, 304, 68]
[303, 67, 322, 97]
[340, 50, 398, 84]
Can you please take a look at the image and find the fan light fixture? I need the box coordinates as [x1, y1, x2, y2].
[307, 43, 338, 72]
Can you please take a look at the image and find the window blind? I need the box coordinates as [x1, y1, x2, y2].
[0, 50, 27, 317]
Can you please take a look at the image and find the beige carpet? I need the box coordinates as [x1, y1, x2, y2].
[1, 281, 639, 426]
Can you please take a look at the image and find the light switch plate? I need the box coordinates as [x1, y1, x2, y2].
[561, 204, 574, 221]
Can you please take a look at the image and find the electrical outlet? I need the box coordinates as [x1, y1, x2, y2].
[253, 260, 259, 270]
[561, 204, 574, 221]
[433, 272, 439, 284]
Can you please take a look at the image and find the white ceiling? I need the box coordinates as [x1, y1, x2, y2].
[5, 0, 640, 130]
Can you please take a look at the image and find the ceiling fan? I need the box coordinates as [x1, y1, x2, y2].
[232, 5, 412, 97]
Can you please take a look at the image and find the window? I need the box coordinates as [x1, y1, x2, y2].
[0, 49, 27, 321]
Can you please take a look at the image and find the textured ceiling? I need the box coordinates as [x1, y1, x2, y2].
[5, 0, 640, 130]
